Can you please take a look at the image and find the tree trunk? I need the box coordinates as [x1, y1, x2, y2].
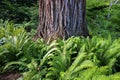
[35, 0, 89, 42]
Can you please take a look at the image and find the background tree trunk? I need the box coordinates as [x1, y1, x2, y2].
[35, 0, 89, 42]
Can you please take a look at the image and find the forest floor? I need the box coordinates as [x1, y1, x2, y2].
[0, 70, 22, 80]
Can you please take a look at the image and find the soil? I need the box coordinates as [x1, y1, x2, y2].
[0, 70, 22, 80]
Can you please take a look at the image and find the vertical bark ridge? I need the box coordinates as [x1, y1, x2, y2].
[35, 0, 89, 42]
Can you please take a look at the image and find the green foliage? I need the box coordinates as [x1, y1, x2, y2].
[0, 0, 38, 31]
[86, 0, 110, 10]
[1, 20, 120, 79]
[0, 20, 25, 38]
[0, 0, 120, 80]
[45, 36, 120, 80]
[3, 36, 120, 80]
[0, 20, 31, 73]
[86, 0, 120, 38]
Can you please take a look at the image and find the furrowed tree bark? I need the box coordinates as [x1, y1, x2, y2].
[35, 0, 89, 42]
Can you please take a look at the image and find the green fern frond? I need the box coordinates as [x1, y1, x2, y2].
[4, 61, 27, 70]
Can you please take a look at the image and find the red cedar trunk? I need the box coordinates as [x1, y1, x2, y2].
[35, 0, 89, 42]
